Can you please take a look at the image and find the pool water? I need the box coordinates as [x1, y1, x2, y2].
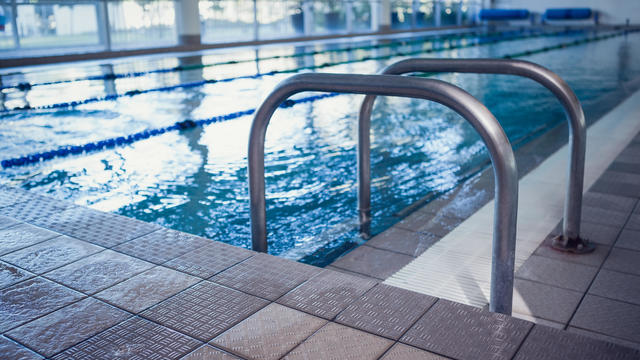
[2, 29, 640, 265]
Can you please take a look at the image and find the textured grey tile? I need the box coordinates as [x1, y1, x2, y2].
[380, 343, 449, 360]
[578, 222, 622, 246]
[589, 269, 640, 305]
[277, 270, 377, 320]
[44, 250, 153, 294]
[31, 207, 161, 248]
[163, 242, 253, 278]
[0, 197, 72, 223]
[582, 192, 637, 214]
[51, 317, 201, 360]
[395, 211, 439, 232]
[515, 325, 640, 360]
[534, 237, 608, 267]
[513, 279, 583, 324]
[568, 327, 640, 352]
[0, 223, 60, 256]
[141, 281, 268, 342]
[6, 298, 129, 357]
[570, 295, 640, 343]
[603, 248, 640, 276]
[331, 245, 414, 280]
[335, 284, 436, 340]
[0, 216, 20, 229]
[415, 214, 462, 237]
[580, 206, 629, 228]
[211, 303, 326, 360]
[182, 345, 241, 360]
[0, 336, 43, 360]
[1, 236, 103, 274]
[591, 179, 640, 198]
[616, 229, 640, 251]
[511, 313, 564, 329]
[608, 161, 640, 175]
[0, 277, 84, 332]
[325, 265, 381, 284]
[515, 255, 598, 292]
[0, 261, 34, 289]
[366, 227, 439, 257]
[211, 253, 321, 301]
[401, 300, 532, 360]
[0, 187, 35, 209]
[113, 228, 210, 265]
[283, 322, 393, 360]
[626, 213, 640, 231]
[96, 266, 199, 313]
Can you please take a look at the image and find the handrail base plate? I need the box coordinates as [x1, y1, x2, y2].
[551, 235, 596, 254]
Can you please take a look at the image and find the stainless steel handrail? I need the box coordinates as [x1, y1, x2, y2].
[248, 73, 518, 314]
[358, 58, 592, 253]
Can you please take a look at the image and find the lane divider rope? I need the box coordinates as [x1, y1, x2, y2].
[1, 29, 586, 113]
[1, 29, 634, 170]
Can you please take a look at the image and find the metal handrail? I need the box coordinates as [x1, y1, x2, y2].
[248, 73, 518, 314]
[358, 58, 592, 253]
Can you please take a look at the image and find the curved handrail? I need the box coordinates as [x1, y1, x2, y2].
[248, 73, 518, 314]
[358, 58, 590, 252]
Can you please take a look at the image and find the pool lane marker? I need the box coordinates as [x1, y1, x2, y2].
[1, 30, 585, 113]
[1, 30, 634, 170]
[0, 29, 561, 92]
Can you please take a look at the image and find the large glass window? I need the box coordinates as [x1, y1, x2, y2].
[0, 3, 15, 49]
[200, 0, 255, 43]
[107, 0, 177, 49]
[350, 0, 372, 32]
[14, 0, 100, 49]
[312, 0, 346, 34]
[390, 0, 412, 30]
[256, 0, 301, 40]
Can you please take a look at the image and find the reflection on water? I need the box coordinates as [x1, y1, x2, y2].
[1, 31, 640, 265]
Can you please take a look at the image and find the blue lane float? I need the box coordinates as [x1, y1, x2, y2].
[545, 8, 592, 20]
[479, 9, 530, 21]
[0, 30, 566, 113]
[0, 93, 338, 169]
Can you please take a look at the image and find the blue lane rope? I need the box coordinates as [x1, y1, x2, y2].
[0, 29, 546, 92]
[1, 29, 633, 170]
[0, 30, 582, 113]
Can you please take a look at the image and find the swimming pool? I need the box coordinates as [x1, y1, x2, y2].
[2, 29, 639, 265]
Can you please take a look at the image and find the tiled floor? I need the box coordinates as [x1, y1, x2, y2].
[2, 98, 640, 359]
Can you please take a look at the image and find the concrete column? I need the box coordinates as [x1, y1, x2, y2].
[434, 0, 441, 27]
[175, 0, 201, 46]
[96, 0, 111, 51]
[372, 0, 391, 32]
[302, 0, 314, 35]
[346, 0, 354, 33]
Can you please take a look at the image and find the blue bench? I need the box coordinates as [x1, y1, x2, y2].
[479, 9, 530, 21]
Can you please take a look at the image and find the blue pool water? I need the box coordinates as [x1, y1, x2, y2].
[1, 29, 640, 265]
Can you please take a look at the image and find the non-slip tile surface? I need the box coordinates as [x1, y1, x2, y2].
[51, 317, 201, 360]
[626, 213, 640, 231]
[44, 250, 153, 294]
[331, 245, 414, 280]
[211, 303, 327, 360]
[0, 336, 43, 360]
[514, 325, 640, 360]
[401, 300, 532, 360]
[380, 343, 449, 360]
[589, 269, 640, 305]
[163, 242, 253, 278]
[113, 228, 210, 265]
[0, 223, 60, 256]
[0, 277, 84, 332]
[277, 270, 377, 320]
[534, 238, 609, 267]
[182, 345, 241, 360]
[211, 253, 321, 301]
[283, 322, 393, 360]
[568, 327, 640, 352]
[0, 188, 35, 209]
[31, 207, 161, 248]
[512, 279, 583, 324]
[578, 206, 630, 229]
[6, 298, 129, 357]
[615, 229, 640, 251]
[0, 197, 72, 223]
[515, 255, 598, 292]
[335, 284, 436, 340]
[141, 281, 268, 342]
[366, 227, 438, 257]
[602, 248, 640, 276]
[1, 236, 103, 274]
[570, 295, 640, 343]
[0, 261, 34, 289]
[0, 216, 20, 230]
[95, 266, 199, 313]
[582, 192, 637, 214]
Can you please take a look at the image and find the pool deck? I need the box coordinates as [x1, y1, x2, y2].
[2, 100, 640, 358]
